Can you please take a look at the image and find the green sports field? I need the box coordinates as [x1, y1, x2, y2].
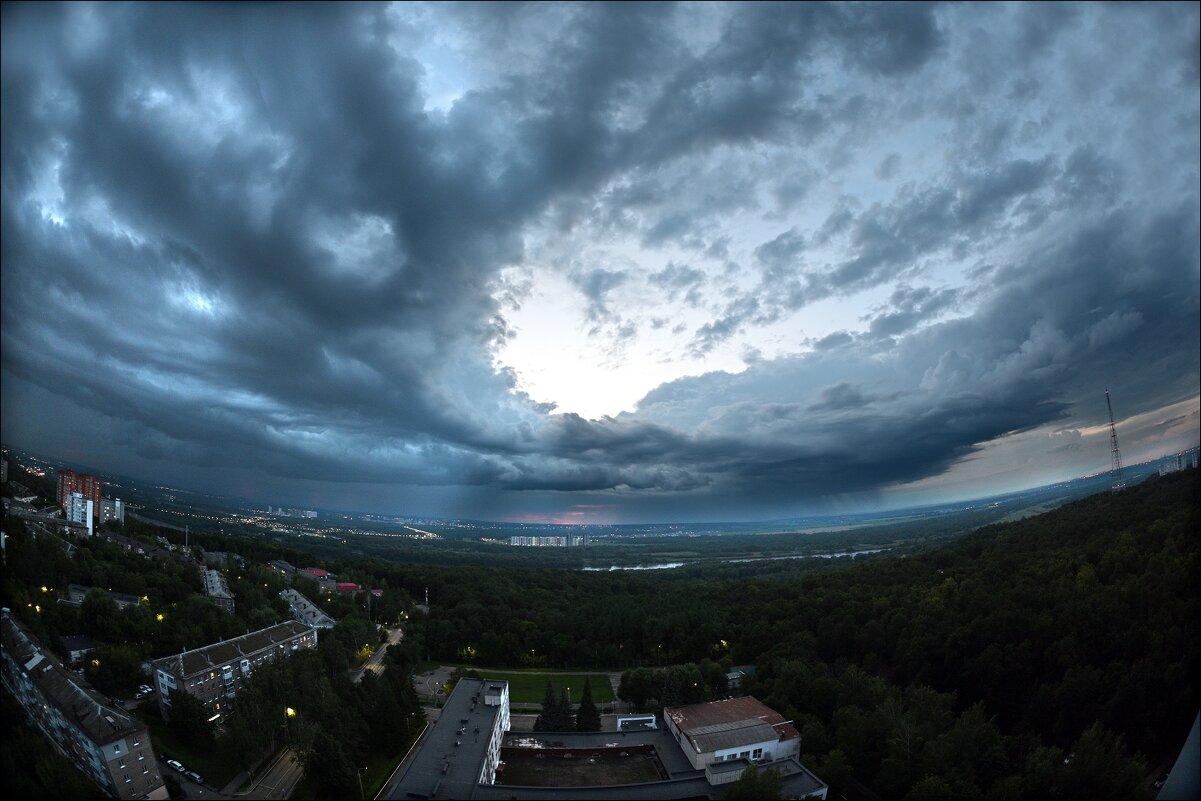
[475, 670, 615, 705]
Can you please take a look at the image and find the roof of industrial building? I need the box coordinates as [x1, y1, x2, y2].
[664, 696, 800, 753]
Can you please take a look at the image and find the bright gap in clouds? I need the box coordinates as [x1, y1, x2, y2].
[490, 261, 939, 421]
[490, 269, 745, 420]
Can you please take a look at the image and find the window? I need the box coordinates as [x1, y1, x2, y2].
[123, 774, 131, 783]
[752, 748, 763, 760]
[142, 766, 149, 775]
[113, 744, 122, 755]
[119, 760, 126, 769]
[132, 736, 140, 746]
[740, 751, 750, 759]
[138, 751, 144, 760]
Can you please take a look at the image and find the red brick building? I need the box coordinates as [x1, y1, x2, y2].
[57, 470, 104, 511]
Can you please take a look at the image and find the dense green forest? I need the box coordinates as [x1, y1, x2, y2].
[3, 465, 1195, 798]
[394, 469, 1198, 797]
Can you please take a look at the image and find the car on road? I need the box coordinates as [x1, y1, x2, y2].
[186, 771, 203, 784]
[165, 759, 184, 773]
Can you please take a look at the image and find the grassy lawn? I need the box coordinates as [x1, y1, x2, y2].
[474, 670, 615, 705]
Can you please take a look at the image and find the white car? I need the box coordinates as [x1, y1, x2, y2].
[165, 759, 184, 773]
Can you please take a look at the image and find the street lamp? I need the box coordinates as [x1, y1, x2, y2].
[357, 766, 367, 800]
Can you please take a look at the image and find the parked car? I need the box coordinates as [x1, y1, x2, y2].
[139, 684, 154, 695]
[165, 759, 184, 773]
[186, 771, 203, 784]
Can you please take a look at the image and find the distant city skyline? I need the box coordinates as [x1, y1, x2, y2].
[2, 3, 1198, 523]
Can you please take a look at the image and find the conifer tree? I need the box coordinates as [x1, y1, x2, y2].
[533, 681, 556, 731]
[576, 677, 602, 731]
[555, 688, 573, 730]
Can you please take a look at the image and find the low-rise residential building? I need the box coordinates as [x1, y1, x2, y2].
[151, 620, 318, 722]
[201, 550, 243, 569]
[279, 589, 336, 629]
[66, 584, 143, 610]
[201, 568, 235, 613]
[2, 610, 169, 800]
[58, 634, 96, 666]
[663, 696, 801, 770]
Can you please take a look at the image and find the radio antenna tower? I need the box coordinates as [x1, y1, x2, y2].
[1105, 388, 1125, 492]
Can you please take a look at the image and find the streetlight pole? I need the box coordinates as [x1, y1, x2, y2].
[358, 766, 367, 800]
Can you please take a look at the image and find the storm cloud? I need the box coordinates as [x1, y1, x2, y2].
[2, 2, 1197, 521]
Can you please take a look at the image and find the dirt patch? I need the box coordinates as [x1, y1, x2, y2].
[497, 745, 667, 787]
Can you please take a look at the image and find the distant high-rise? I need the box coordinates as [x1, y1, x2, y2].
[57, 470, 103, 512]
[65, 492, 95, 536]
[100, 498, 125, 525]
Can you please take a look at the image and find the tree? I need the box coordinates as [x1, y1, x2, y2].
[575, 677, 601, 731]
[726, 766, 783, 800]
[533, 682, 557, 731]
[555, 688, 573, 731]
[166, 689, 213, 745]
[1061, 722, 1145, 800]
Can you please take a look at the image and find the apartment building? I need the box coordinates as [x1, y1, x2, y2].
[152, 620, 317, 722]
[2, 610, 168, 800]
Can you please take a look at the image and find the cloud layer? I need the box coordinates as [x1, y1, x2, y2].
[2, 2, 1198, 520]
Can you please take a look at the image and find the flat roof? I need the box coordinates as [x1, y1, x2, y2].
[389, 678, 503, 800]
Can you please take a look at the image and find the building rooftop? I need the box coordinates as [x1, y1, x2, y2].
[280, 589, 336, 628]
[390, 678, 503, 800]
[664, 696, 800, 747]
[153, 620, 315, 678]
[202, 569, 233, 600]
[58, 634, 95, 653]
[3, 613, 145, 746]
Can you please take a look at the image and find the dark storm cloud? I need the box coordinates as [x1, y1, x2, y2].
[865, 285, 959, 339]
[2, 2, 1198, 520]
[622, 205, 1199, 505]
[683, 154, 1060, 356]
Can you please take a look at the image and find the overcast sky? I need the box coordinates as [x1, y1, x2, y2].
[2, 2, 1198, 523]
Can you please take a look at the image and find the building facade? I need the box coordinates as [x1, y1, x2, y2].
[663, 696, 802, 770]
[2, 610, 169, 800]
[279, 589, 336, 628]
[100, 497, 125, 525]
[201, 568, 235, 613]
[152, 620, 318, 722]
[57, 470, 103, 512]
[65, 492, 95, 536]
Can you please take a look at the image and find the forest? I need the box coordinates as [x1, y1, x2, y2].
[2, 464, 1196, 798]
[395, 469, 1198, 798]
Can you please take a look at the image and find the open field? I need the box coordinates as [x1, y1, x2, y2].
[474, 670, 616, 705]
